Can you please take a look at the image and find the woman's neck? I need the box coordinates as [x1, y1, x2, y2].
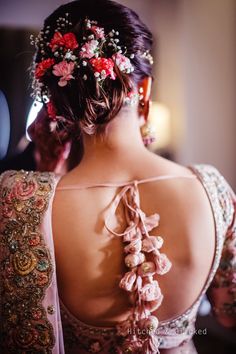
[80, 108, 148, 166]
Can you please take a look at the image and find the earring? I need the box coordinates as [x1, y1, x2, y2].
[139, 99, 156, 146]
[140, 121, 156, 146]
[139, 87, 144, 101]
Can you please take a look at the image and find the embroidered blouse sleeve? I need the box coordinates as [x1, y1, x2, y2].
[0, 170, 56, 353]
[207, 174, 236, 328]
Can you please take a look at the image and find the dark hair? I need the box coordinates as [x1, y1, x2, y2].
[27, 107, 83, 171]
[35, 0, 153, 135]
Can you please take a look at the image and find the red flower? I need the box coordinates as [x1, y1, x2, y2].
[50, 32, 65, 50]
[47, 101, 56, 120]
[35, 58, 55, 79]
[90, 57, 116, 80]
[63, 33, 78, 50]
[49, 31, 78, 51]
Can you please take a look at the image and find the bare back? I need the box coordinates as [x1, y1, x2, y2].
[52, 154, 215, 327]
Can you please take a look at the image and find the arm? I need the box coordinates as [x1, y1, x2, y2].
[207, 189, 236, 328]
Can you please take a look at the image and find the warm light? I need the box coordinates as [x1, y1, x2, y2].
[148, 102, 171, 150]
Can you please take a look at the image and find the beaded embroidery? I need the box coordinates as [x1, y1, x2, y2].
[0, 170, 55, 353]
[190, 165, 236, 322]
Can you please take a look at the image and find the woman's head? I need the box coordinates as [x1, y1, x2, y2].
[32, 0, 153, 136]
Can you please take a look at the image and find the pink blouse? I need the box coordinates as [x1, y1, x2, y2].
[0, 164, 235, 353]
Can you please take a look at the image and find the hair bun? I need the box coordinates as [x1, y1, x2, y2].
[32, 0, 153, 136]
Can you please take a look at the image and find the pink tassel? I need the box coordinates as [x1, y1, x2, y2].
[119, 271, 137, 292]
[153, 253, 172, 275]
[124, 239, 142, 254]
[143, 334, 160, 354]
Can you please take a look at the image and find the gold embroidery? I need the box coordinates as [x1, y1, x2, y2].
[0, 170, 55, 353]
[12, 250, 37, 275]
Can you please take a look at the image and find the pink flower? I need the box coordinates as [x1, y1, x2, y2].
[138, 316, 159, 333]
[153, 253, 172, 275]
[142, 236, 163, 253]
[12, 180, 37, 200]
[140, 280, 162, 302]
[80, 39, 99, 59]
[119, 271, 136, 292]
[112, 53, 134, 74]
[143, 334, 160, 354]
[35, 58, 55, 79]
[124, 239, 142, 254]
[52, 61, 75, 87]
[91, 25, 105, 39]
[141, 213, 160, 233]
[90, 57, 116, 80]
[138, 261, 156, 277]
[145, 296, 163, 312]
[123, 224, 142, 242]
[125, 252, 145, 268]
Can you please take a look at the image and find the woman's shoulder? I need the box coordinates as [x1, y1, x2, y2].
[151, 157, 235, 229]
[154, 155, 232, 190]
[151, 155, 226, 180]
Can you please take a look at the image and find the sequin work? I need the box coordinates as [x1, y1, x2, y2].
[0, 170, 55, 353]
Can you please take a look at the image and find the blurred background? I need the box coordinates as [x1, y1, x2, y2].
[0, 0, 235, 352]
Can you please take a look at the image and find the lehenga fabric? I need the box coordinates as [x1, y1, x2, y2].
[0, 164, 235, 353]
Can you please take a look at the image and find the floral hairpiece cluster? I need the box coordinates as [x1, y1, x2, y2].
[31, 17, 135, 95]
[31, 15, 153, 130]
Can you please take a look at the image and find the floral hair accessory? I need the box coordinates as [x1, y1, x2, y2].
[30, 15, 153, 132]
[90, 57, 116, 81]
[46, 101, 66, 132]
[52, 61, 75, 87]
[140, 50, 154, 65]
[112, 53, 134, 74]
[49, 31, 78, 51]
[35, 58, 55, 79]
[46, 101, 56, 119]
[31, 16, 138, 101]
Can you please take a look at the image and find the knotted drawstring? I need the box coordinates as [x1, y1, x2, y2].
[104, 182, 140, 238]
[104, 180, 172, 353]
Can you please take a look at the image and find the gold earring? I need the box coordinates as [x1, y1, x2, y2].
[139, 100, 156, 146]
[141, 121, 156, 146]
